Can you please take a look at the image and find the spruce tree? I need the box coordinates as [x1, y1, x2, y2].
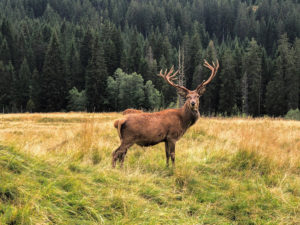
[280, 35, 298, 111]
[201, 40, 218, 115]
[80, 29, 94, 69]
[16, 58, 31, 111]
[242, 39, 262, 116]
[265, 59, 286, 116]
[29, 68, 40, 112]
[0, 39, 11, 64]
[85, 37, 108, 111]
[0, 61, 14, 112]
[266, 34, 298, 115]
[66, 40, 82, 90]
[40, 31, 66, 112]
[218, 49, 237, 115]
[1, 19, 14, 60]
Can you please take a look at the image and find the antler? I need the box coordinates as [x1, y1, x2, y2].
[158, 66, 190, 93]
[196, 59, 219, 92]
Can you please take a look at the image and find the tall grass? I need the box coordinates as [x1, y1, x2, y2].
[0, 113, 299, 224]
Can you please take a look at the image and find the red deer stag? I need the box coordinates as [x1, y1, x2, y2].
[112, 60, 219, 168]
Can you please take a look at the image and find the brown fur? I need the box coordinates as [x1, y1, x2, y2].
[112, 61, 219, 168]
[122, 109, 143, 115]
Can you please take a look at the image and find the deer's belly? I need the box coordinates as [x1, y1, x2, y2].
[134, 131, 166, 147]
[136, 141, 162, 147]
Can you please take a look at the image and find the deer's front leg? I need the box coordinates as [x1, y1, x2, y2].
[165, 141, 170, 167]
[169, 141, 176, 167]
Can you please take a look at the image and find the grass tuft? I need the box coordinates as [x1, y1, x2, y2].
[230, 148, 272, 176]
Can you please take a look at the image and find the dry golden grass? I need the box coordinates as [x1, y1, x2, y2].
[1, 113, 299, 164]
[0, 113, 299, 224]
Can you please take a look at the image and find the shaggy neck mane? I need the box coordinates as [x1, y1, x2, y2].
[181, 102, 200, 129]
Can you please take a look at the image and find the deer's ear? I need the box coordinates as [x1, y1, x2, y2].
[196, 86, 206, 96]
[177, 88, 189, 98]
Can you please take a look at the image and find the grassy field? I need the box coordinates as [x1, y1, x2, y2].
[0, 113, 299, 224]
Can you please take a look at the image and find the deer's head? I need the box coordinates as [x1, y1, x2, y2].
[158, 60, 219, 111]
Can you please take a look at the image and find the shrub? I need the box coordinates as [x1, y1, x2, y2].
[67, 87, 87, 111]
[285, 108, 300, 121]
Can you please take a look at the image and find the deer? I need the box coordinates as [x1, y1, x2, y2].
[112, 60, 219, 168]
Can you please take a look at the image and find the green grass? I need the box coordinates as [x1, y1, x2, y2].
[1, 143, 299, 225]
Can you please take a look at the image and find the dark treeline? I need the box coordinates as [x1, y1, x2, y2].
[0, 0, 299, 116]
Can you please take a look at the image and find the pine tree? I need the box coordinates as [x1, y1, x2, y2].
[218, 49, 237, 115]
[0, 61, 14, 112]
[66, 40, 82, 90]
[188, 30, 202, 90]
[127, 30, 143, 73]
[1, 19, 14, 60]
[40, 31, 66, 112]
[16, 58, 31, 111]
[80, 29, 94, 69]
[266, 34, 298, 115]
[242, 39, 262, 116]
[265, 61, 285, 116]
[29, 68, 40, 112]
[101, 22, 122, 76]
[0, 39, 11, 64]
[201, 40, 218, 115]
[281, 35, 298, 111]
[85, 37, 108, 111]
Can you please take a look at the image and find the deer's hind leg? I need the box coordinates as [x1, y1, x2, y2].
[112, 141, 133, 168]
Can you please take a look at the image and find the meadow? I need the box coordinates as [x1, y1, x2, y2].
[0, 113, 299, 224]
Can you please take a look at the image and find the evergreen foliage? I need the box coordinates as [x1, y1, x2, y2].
[40, 31, 66, 112]
[0, 0, 299, 115]
[85, 37, 108, 111]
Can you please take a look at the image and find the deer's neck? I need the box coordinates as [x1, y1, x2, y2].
[181, 103, 200, 129]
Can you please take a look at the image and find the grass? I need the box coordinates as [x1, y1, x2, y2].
[0, 113, 299, 224]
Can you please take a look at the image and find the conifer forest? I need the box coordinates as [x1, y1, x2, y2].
[0, 0, 299, 116]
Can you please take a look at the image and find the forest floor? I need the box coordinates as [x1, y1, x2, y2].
[0, 113, 299, 224]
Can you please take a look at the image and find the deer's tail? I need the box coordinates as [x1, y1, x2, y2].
[113, 119, 126, 140]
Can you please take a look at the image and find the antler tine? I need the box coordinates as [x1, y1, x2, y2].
[202, 59, 219, 86]
[169, 69, 179, 79]
[204, 60, 214, 70]
[158, 66, 189, 92]
[196, 59, 219, 92]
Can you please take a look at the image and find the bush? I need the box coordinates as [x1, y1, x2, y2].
[67, 87, 87, 111]
[106, 68, 162, 111]
[285, 108, 300, 121]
